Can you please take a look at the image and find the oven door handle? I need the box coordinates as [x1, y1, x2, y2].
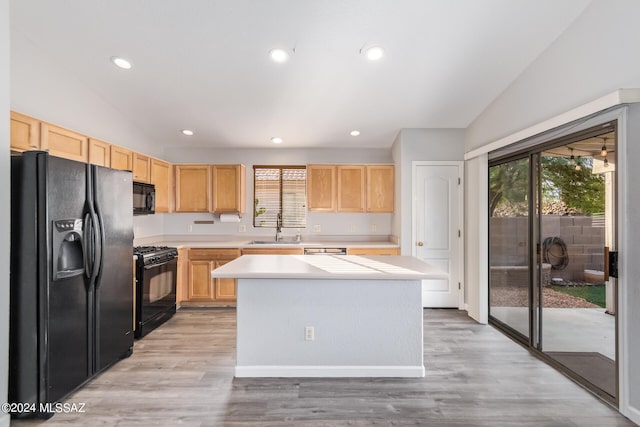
[144, 258, 177, 270]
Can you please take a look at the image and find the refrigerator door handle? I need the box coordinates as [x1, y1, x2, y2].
[89, 209, 102, 284]
[83, 212, 94, 278]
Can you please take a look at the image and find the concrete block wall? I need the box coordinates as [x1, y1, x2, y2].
[490, 215, 605, 283]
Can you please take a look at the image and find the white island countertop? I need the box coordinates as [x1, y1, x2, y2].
[211, 254, 447, 281]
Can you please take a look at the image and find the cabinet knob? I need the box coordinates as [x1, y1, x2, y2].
[417, 241, 424, 247]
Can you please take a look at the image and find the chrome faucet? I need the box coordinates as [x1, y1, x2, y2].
[275, 212, 283, 241]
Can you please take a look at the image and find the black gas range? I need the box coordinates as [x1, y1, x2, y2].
[134, 245, 179, 266]
[133, 246, 178, 338]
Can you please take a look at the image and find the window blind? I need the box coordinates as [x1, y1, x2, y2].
[254, 166, 307, 228]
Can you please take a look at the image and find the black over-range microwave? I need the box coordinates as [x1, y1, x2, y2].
[133, 182, 155, 215]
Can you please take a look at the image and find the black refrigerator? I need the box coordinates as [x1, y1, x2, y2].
[9, 151, 134, 417]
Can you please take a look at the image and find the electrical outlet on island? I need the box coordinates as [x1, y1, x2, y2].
[313, 224, 321, 233]
[238, 224, 246, 233]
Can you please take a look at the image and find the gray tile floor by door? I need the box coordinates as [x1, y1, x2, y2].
[12, 308, 637, 426]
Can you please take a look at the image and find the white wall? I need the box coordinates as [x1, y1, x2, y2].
[464, 155, 488, 323]
[622, 104, 640, 423]
[463, 1, 640, 422]
[391, 131, 403, 244]
[393, 129, 465, 255]
[160, 147, 394, 239]
[1, 0, 10, 425]
[465, 0, 640, 152]
[10, 30, 161, 157]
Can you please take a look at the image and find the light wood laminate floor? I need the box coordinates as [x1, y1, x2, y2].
[12, 308, 636, 426]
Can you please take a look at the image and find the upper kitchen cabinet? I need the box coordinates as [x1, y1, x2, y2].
[212, 164, 246, 215]
[307, 164, 336, 212]
[88, 138, 111, 167]
[175, 164, 211, 212]
[110, 145, 133, 171]
[132, 152, 151, 183]
[150, 158, 172, 213]
[337, 165, 366, 212]
[41, 122, 88, 163]
[10, 111, 40, 152]
[366, 165, 394, 213]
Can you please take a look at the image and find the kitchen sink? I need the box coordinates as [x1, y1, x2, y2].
[249, 240, 301, 245]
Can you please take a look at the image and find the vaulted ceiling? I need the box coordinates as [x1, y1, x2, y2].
[10, 0, 591, 148]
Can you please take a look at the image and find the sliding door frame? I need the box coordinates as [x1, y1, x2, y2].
[488, 120, 619, 406]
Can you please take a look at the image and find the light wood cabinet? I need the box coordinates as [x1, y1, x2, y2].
[337, 165, 366, 212]
[175, 165, 211, 212]
[212, 164, 246, 214]
[188, 260, 215, 300]
[132, 152, 151, 183]
[187, 249, 240, 302]
[366, 165, 394, 213]
[307, 164, 336, 212]
[215, 260, 237, 299]
[176, 248, 189, 306]
[110, 145, 133, 171]
[307, 164, 395, 213]
[41, 122, 88, 163]
[241, 248, 305, 255]
[346, 247, 399, 256]
[150, 158, 172, 213]
[88, 138, 111, 167]
[10, 111, 40, 152]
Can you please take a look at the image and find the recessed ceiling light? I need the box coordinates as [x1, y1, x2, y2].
[363, 46, 384, 61]
[269, 49, 290, 63]
[271, 137, 283, 144]
[350, 130, 361, 136]
[181, 129, 194, 136]
[110, 56, 132, 69]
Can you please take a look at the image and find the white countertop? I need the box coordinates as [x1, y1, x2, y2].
[147, 240, 398, 249]
[211, 255, 446, 280]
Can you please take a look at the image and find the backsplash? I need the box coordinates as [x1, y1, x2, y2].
[133, 211, 392, 240]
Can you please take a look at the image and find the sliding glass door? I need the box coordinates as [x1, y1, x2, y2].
[489, 157, 531, 340]
[537, 132, 617, 399]
[489, 126, 618, 403]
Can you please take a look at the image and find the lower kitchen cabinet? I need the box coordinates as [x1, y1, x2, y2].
[346, 247, 399, 256]
[186, 248, 240, 303]
[215, 260, 237, 299]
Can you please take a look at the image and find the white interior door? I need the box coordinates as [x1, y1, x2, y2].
[413, 162, 463, 308]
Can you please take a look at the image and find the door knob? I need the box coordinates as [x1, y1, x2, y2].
[417, 241, 424, 246]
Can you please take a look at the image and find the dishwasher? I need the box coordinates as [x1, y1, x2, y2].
[303, 248, 347, 255]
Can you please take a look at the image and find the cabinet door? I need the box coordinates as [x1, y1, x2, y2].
[212, 165, 246, 214]
[214, 260, 237, 300]
[132, 152, 151, 183]
[346, 247, 399, 256]
[110, 145, 133, 171]
[337, 165, 365, 212]
[175, 165, 211, 212]
[88, 138, 111, 167]
[188, 260, 215, 300]
[10, 111, 40, 152]
[307, 165, 336, 212]
[150, 159, 172, 213]
[366, 165, 394, 213]
[41, 122, 88, 163]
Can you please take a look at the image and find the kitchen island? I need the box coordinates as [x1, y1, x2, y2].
[211, 255, 446, 378]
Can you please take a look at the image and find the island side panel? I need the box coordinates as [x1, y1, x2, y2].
[235, 278, 424, 377]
